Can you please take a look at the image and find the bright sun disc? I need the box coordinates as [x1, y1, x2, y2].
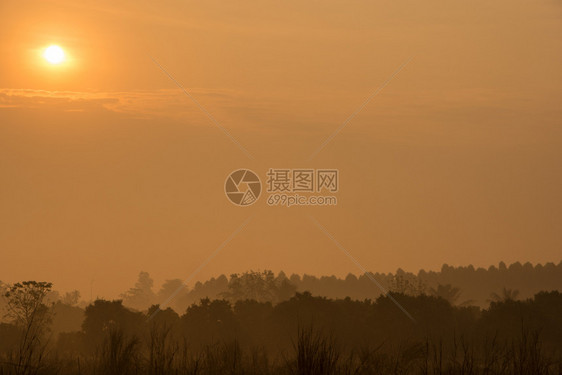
[44, 45, 65, 64]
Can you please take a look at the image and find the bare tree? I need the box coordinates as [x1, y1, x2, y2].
[4, 281, 53, 375]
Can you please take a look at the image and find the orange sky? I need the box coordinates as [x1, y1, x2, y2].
[1, 0, 561, 299]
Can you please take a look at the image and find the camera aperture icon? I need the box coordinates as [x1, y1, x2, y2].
[225, 169, 261, 206]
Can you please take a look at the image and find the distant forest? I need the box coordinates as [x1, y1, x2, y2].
[113, 260, 562, 313]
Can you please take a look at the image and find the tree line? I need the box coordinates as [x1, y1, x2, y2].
[0, 265, 561, 375]
[114, 261, 562, 313]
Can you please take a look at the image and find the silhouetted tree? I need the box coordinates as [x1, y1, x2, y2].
[221, 270, 296, 304]
[181, 298, 236, 346]
[4, 281, 53, 375]
[489, 287, 520, 303]
[120, 271, 156, 311]
[82, 299, 144, 350]
[60, 290, 81, 306]
[156, 279, 190, 313]
[389, 272, 425, 296]
[430, 284, 461, 305]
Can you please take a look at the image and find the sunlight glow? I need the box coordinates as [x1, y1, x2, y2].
[43, 45, 65, 64]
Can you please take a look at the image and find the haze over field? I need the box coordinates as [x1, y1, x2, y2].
[1, 0, 561, 299]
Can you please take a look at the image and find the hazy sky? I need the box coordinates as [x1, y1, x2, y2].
[1, 0, 561, 298]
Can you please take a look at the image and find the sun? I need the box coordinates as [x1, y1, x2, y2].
[43, 45, 65, 64]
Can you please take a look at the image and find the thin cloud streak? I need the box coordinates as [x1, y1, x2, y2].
[0, 88, 240, 118]
[149, 56, 254, 160]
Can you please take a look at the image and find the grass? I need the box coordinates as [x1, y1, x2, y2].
[0, 326, 561, 375]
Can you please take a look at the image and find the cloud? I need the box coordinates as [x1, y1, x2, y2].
[0, 88, 242, 119]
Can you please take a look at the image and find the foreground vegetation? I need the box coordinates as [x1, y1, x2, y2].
[1, 276, 562, 375]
